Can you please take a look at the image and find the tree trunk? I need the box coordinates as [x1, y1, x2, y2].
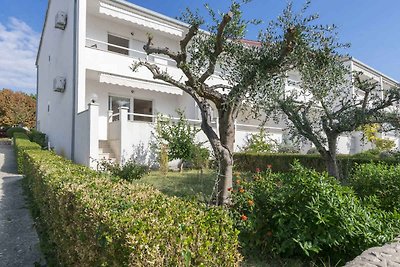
[215, 111, 235, 205]
[325, 135, 340, 179]
[199, 104, 235, 206]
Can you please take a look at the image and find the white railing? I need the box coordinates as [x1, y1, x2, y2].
[109, 111, 282, 131]
[86, 37, 177, 67]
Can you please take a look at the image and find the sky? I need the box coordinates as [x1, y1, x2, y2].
[0, 0, 399, 94]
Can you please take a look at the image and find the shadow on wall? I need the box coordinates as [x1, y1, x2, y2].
[123, 142, 158, 168]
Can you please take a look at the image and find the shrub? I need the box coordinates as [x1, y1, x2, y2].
[350, 163, 400, 212]
[13, 133, 41, 173]
[231, 162, 400, 263]
[6, 126, 27, 138]
[240, 129, 275, 153]
[97, 158, 149, 182]
[16, 135, 241, 266]
[28, 129, 47, 148]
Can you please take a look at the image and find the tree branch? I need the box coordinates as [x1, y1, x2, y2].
[198, 12, 233, 84]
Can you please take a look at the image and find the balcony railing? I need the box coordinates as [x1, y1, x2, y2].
[108, 111, 282, 131]
[86, 37, 177, 67]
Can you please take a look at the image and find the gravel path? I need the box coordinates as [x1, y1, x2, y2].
[0, 144, 44, 266]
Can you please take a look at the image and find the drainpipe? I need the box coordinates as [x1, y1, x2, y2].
[36, 66, 39, 130]
[71, 0, 78, 160]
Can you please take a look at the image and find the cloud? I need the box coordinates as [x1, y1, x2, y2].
[0, 17, 40, 94]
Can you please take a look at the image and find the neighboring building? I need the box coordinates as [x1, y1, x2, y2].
[36, 0, 399, 168]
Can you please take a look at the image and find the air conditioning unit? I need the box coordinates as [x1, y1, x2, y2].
[53, 77, 66, 93]
[55, 11, 67, 30]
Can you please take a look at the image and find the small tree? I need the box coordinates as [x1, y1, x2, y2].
[0, 89, 36, 128]
[133, 1, 326, 204]
[155, 110, 202, 172]
[361, 124, 395, 151]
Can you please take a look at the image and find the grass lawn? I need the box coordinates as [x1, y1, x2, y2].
[137, 169, 216, 202]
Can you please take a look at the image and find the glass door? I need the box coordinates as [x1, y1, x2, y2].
[109, 96, 131, 121]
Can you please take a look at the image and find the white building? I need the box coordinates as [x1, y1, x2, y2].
[36, 0, 399, 167]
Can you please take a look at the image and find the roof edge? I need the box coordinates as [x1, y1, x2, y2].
[351, 57, 399, 85]
[36, 0, 51, 66]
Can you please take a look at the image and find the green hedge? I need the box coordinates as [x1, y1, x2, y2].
[16, 135, 241, 266]
[13, 133, 41, 173]
[234, 153, 399, 178]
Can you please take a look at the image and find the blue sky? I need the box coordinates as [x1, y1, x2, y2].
[0, 0, 399, 94]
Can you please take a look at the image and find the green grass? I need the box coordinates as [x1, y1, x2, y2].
[137, 169, 216, 202]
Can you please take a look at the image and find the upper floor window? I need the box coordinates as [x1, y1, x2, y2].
[108, 34, 129, 55]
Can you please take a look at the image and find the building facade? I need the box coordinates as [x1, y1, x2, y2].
[36, 0, 399, 167]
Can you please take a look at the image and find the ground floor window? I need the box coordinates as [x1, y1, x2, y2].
[108, 96, 153, 122]
[134, 99, 153, 122]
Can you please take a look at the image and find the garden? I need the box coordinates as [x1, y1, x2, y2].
[9, 0, 400, 266]
[13, 109, 400, 266]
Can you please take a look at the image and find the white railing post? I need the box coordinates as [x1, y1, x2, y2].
[108, 110, 114, 123]
[119, 107, 129, 164]
[88, 103, 99, 169]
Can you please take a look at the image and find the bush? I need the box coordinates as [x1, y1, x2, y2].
[231, 162, 400, 262]
[97, 158, 149, 182]
[16, 135, 241, 266]
[28, 129, 47, 148]
[6, 127, 27, 138]
[350, 163, 400, 212]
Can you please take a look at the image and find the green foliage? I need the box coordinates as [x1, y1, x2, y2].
[352, 149, 381, 160]
[231, 162, 400, 262]
[97, 158, 149, 182]
[13, 133, 41, 173]
[6, 126, 27, 138]
[28, 129, 47, 148]
[192, 144, 210, 171]
[15, 135, 241, 266]
[350, 163, 400, 212]
[361, 124, 396, 152]
[240, 129, 274, 153]
[234, 152, 399, 179]
[155, 110, 208, 169]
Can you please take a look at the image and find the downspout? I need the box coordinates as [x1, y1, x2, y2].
[71, 0, 78, 160]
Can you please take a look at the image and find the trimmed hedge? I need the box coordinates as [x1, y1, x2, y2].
[234, 153, 399, 178]
[15, 135, 241, 266]
[13, 133, 41, 173]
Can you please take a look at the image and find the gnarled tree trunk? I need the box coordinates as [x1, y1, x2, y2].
[325, 135, 340, 179]
[199, 104, 235, 205]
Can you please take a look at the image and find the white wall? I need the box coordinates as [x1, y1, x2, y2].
[86, 77, 181, 140]
[75, 110, 90, 165]
[37, 0, 77, 158]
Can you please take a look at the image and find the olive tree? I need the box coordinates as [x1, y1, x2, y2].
[261, 39, 400, 178]
[133, 1, 331, 204]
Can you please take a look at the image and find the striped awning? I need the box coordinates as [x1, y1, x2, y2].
[99, 2, 183, 37]
[99, 73, 183, 95]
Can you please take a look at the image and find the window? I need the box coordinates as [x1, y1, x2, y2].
[134, 99, 153, 122]
[109, 96, 131, 121]
[108, 34, 129, 55]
